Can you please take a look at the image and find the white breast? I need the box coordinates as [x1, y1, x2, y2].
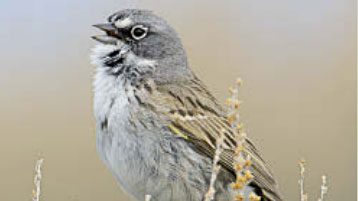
[93, 66, 137, 172]
[91, 44, 130, 124]
[93, 69, 128, 124]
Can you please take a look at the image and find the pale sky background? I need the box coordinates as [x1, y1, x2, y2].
[0, 0, 356, 201]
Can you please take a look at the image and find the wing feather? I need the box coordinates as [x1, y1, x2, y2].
[146, 80, 283, 200]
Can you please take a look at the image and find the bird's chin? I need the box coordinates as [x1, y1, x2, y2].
[90, 43, 121, 67]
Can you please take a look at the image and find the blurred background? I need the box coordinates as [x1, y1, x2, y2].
[0, 0, 356, 200]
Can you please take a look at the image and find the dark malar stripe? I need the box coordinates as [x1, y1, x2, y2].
[107, 50, 120, 57]
[105, 56, 124, 67]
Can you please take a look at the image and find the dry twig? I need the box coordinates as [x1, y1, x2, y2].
[204, 131, 225, 201]
[32, 158, 44, 201]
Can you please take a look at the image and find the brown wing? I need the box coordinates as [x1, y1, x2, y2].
[144, 78, 283, 201]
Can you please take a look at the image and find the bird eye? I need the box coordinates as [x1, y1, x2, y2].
[130, 25, 148, 40]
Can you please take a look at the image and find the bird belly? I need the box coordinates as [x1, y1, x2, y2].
[93, 73, 235, 201]
[97, 119, 236, 201]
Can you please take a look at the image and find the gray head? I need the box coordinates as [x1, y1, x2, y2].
[91, 9, 192, 84]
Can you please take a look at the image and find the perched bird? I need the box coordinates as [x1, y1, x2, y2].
[91, 9, 282, 201]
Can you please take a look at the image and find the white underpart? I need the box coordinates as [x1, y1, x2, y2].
[90, 43, 156, 131]
[94, 71, 132, 171]
[92, 63, 130, 129]
[115, 17, 132, 28]
[91, 44, 130, 134]
[91, 42, 159, 180]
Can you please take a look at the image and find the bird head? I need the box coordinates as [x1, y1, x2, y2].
[91, 9, 192, 84]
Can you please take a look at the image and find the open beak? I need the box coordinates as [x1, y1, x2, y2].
[92, 23, 119, 45]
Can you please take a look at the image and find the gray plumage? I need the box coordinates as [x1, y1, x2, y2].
[91, 9, 283, 201]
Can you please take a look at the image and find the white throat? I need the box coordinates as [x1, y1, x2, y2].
[90, 43, 156, 126]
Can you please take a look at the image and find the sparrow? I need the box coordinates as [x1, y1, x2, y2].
[91, 9, 283, 201]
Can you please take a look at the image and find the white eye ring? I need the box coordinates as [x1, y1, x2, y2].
[130, 25, 148, 40]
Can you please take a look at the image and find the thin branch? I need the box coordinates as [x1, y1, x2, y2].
[204, 131, 225, 201]
[299, 159, 308, 201]
[32, 158, 44, 201]
[317, 175, 328, 201]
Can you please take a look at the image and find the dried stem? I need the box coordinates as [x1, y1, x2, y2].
[204, 131, 225, 201]
[32, 158, 44, 201]
[226, 78, 260, 201]
[317, 175, 328, 201]
[299, 159, 307, 201]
